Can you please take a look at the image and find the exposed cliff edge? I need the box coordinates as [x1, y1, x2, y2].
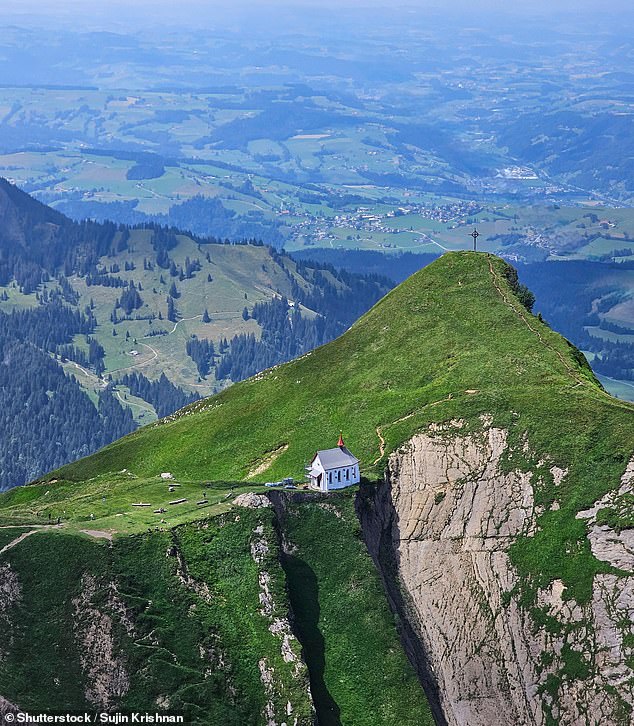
[358, 421, 634, 726]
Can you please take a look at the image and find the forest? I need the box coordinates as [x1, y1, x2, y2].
[0, 303, 135, 490]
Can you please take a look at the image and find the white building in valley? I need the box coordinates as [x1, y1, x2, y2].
[307, 434, 360, 492]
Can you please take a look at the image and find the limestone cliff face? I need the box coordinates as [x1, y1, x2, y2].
[358, 421, 634, 726]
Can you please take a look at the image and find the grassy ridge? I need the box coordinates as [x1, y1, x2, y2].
[2, 251, 634, 721]
[34, 250, 634, 614]
[51, 251, 606, 487]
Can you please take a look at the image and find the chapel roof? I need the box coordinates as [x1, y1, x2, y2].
[313, 446, 359, 469]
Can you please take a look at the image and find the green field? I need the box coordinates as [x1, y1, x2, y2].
[0, 470, 269, 536]
[3, 81, 633, 259]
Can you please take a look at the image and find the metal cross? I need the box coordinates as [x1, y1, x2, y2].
[470, 228, 480, 251]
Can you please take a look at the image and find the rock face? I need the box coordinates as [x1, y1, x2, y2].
[577, 459, 634, 572]
[71, 574, 130, 709]
[358, 422, 634, 726]
[233, 492, 272, 509]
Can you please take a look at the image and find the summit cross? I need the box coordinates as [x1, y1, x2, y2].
[470, 228, 480, 251]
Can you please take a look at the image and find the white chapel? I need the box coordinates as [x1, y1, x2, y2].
[307, 433, 360, 492]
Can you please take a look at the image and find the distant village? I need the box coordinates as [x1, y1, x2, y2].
[289, 199, 483, 247]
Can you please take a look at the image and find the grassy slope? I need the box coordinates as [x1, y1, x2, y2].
[50, 251, 613, 482]
[0, 500, 433, 725]
[67, 232, 318, 401]
[0, 229, 337, 406]
[0, 512, 313, 724]
[36, 251, 634, 603]
[0, 472, 261, 534]
[3, 253, 634, 585]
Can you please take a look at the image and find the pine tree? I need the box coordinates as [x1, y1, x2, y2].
[167, 296, 178, 323]
[156, 247, 169, 269]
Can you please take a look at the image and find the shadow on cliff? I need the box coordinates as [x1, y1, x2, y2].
[356, 481, 448, 726]
[283, 553, 342, 726]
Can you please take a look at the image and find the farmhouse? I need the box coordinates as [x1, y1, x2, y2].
[307, 433, 360, 492]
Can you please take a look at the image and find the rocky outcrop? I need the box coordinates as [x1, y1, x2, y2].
[0, 563, 21, 665]
[358, 422, 634, 726]
[250, 522, 311, 725]
[234, 492, 272, 509]
[71, 574, 130, 709]
[577, 458, 634, 571]
[0, 563, 21, 624]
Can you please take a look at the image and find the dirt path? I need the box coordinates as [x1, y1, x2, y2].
[70, 361, 108, 389]
[487, 256, 634, 413]
[247, 444, 289, 478]
[134, 182, 171, 200]
[79, 529, 114, 541]
[373, 426, 386, 465]
[70, 300, 246, 412]
[417, 233, 450, 252]
[161, 314, 203, 336]
[68, 342, 158, 389]
[487, 256, 586, 386]
[0, 529, 38, 555]
[114, 390, 155, 415]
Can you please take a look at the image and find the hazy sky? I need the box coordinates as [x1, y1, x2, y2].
[2, 0, 633, 33]
[5, 0, 633, 16]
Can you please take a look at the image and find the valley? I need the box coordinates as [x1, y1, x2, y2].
[2, 9, 634, 260]
[0, 179, 389, 490]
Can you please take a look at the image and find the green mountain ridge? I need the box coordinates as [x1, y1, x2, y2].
[1, 252, 633, 724]
[54, 251, 613, 488]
